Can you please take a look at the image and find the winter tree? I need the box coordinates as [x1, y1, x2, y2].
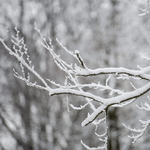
[0, 0, 150, 150]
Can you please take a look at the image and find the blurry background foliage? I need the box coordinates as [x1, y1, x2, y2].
[0, 0, 150, 150]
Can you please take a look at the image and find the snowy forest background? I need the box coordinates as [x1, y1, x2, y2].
[0, 0, 150, 150]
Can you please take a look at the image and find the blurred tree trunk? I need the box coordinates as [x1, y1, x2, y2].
[18, 1, 34, 149]
[107, 0, 120, 150]
[19, 89, 34, 150]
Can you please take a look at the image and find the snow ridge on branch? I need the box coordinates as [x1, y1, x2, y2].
[1, 27, 150, 149]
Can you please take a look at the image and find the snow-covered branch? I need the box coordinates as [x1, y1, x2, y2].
[1, 28, 150, 149]
[139, 0, 150, 16]
[76, 67, 150, 81]
[123, 96, 150, 143]
[123, 119, 150, 143]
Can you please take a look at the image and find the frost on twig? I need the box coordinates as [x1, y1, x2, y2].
[81, 111, 109, 150]
[123, 120, 150, 143]
[1, 27, 150, 149]
[81, 140, 106, 150]
[123, 96, 150, 143]
[139, 0, 150, 16]
[141, 53, 150, 61]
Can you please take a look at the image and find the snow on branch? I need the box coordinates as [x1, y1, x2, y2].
[139, 0, 150, 16]
[82, 104, 106, 127]
[123, 119, 150, 143]
[81, 140, 106, 150]
[1, 27, 150, 122]
[137, 102, 150, 111]
[1, 27, 150, 149]
[0, 28, 51, 92]
[76, 67, 150, 81]
[123, 95, 150, 143]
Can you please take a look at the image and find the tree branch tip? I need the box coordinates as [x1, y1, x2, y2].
[0, 38, 4, 42]
[34, 22, 37, 27]
[75, 50, 79, 54]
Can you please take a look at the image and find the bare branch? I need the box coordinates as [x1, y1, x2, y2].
[75, 50, 87, 69]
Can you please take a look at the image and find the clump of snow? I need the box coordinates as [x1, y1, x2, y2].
[75, 50, 79, 54]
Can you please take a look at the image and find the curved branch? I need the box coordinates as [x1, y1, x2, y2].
[76, 67, 150, 81]
[0, 38, 51, 90]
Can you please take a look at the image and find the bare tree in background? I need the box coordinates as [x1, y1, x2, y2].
[1, 0, 150, 150]
[1, 7, 150, 149]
